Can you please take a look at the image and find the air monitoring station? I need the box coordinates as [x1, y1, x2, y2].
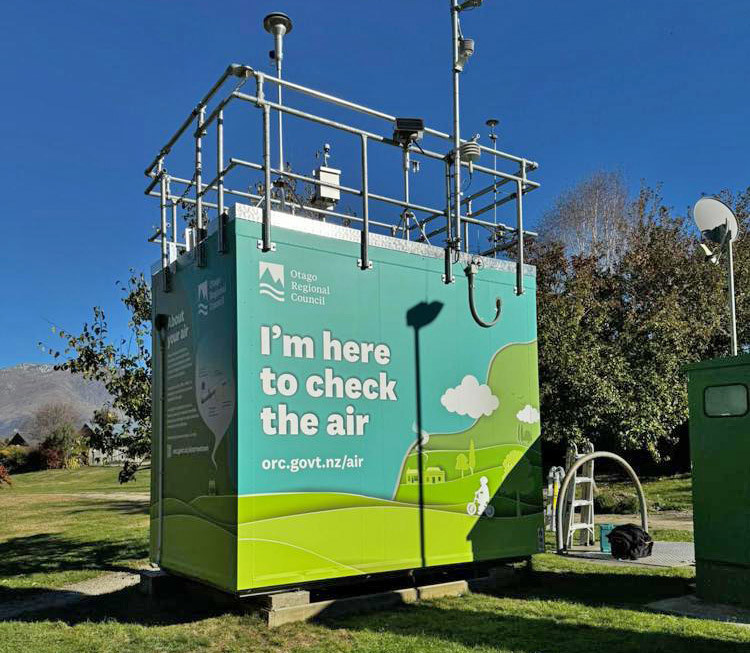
[146, 4, 544, 600]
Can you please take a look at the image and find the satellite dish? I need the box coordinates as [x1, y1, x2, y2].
[693, 196, 739, 244]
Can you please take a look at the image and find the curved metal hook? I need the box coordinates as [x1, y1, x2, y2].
[465, 258, 501, 328]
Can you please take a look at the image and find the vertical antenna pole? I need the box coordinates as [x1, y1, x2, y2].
[451, 0, 462, 253]
[728, 240, 738, 355]
[262, 102, 273, 252]
[195, 107, 206, 267]
[359, 134, 371, 269]
[170, 197, 177, 245]
[276, 56, 284, 175]
[515, 176, 525, 295]
[217, 108, 224, 216]
[217, 107, 228, 254]
[403, 147, 410, 240]
[264, 13, 293, 193]
[487, 120, 498, 257]
[158, 158, 170, 291]
[443, 159, 454, 282]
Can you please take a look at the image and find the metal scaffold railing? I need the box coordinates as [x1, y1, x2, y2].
[144, 4, 540, 327]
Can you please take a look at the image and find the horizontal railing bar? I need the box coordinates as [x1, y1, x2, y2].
[145, 64, 254, 177]
[150, 192, 219, 210]
[468, 193, 519, 219]
[237, 93, 540, 188]
[229, 157, 445, 218]
[409, 144, 540, 188]
[153, 187, 397, 232]
[230, 157, 363, 196]
[462, 177, 516, 204]
[144, 170, 164, 196]
[200, 94, 236, 134]
[368, 192, 445, 217]
[260, 73, 537, 168]
[234, 92, 389, 143]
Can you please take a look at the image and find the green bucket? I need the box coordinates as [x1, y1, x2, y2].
[599, 524, 614, 553]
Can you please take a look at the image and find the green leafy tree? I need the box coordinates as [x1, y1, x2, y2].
[44, 273, 152, 482]
[532, 178, 750, 468]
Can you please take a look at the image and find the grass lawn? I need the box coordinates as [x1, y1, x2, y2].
[597, 473, 693, 513]
[0, 467, 150, 593]
[3, 468, 733, 653]
[4, 466, 150, 495]
[1, 556, 748, 652]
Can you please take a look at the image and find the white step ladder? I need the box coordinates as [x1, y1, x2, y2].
[562, 441, 595, 548]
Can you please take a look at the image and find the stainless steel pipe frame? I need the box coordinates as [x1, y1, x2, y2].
[144, 62, 539, 295]
[555, 452, 649, 554]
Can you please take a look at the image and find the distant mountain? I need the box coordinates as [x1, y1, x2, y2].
[0, 363, 111, 443]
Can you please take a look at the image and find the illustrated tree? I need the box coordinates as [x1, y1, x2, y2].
[455, 453, 469, 478]
[43, 272, 152, 482]
[502, 450, 523, 476]
[468, 439, 476, 475]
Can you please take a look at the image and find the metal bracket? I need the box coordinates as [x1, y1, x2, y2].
[218, 212, 229, 253]
[162, 266, 172, 293]
[464, 257, 501, 328]
[357, 259, 373, 270]
[442, 245, 455, 284]
[257, 239, 276, 252]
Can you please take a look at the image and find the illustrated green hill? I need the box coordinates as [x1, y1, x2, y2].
[426, 341, 540, 451]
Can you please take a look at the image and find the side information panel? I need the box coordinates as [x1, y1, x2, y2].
[150, 233, 238, 591]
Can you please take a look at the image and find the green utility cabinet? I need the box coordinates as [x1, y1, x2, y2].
[686, 355, 750, 607]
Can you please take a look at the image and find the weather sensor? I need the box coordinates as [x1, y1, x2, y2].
[393, 118, 424, 147]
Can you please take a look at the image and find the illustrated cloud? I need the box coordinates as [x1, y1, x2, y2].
[516, 404, 540, 424]
[440, 375, 499, 419]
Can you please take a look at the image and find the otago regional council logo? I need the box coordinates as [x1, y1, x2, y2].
[197, 281, 209, 316]
[259, 261, 285, 302]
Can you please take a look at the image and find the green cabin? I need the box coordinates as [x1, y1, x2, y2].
[150, 205, 544, 593]
[686, 355, 750, 607]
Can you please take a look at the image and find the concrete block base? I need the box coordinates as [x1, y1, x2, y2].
[262, 565, 526, 628]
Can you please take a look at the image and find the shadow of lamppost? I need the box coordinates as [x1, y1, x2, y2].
[406, 301, 444, 568]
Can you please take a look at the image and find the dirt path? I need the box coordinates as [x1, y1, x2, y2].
[597, 510, 693, 531]
[0, 571, 142, 621]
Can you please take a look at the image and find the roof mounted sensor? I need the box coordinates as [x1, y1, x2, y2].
[393, 117, 424, 147]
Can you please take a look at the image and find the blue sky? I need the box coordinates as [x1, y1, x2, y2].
[1, 0, 748, 368]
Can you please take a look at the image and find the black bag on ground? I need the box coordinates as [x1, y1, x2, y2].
[606, 524, 653, 560]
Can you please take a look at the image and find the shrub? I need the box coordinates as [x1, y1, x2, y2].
[0, 464, 11, 487]
[0, 445, 41, 473]
[39, 424, 87, 470]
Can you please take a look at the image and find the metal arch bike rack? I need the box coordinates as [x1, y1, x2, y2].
[555, 451, 649, 553]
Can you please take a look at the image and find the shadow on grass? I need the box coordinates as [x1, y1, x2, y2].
[5, 585, 242, 627]
[67, 499, 149, 516]
[14, 574, 734, 653]
[515, 567, 694, 608]
[320, 600, 746, 653]
[0, 533, 147, 585]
